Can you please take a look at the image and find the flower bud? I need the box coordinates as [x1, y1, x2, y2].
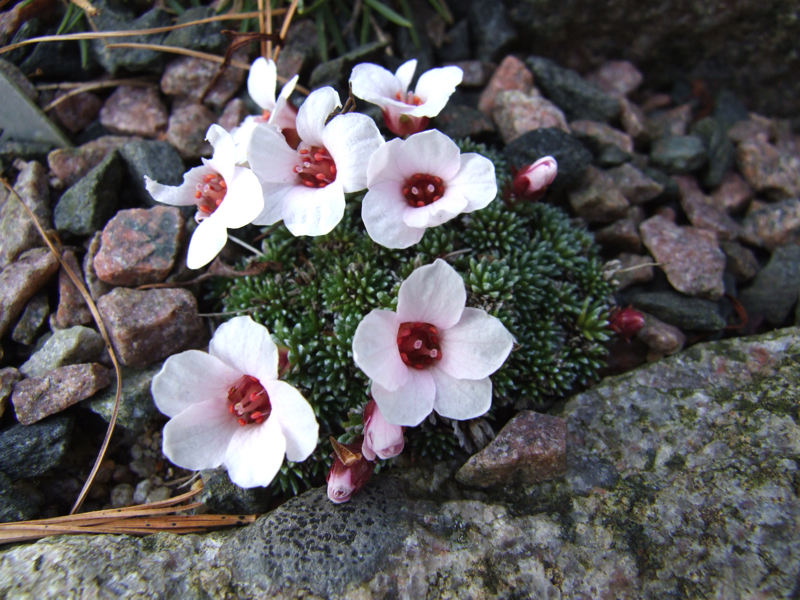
[326, 437, 375, 504]
[609, 305, 645, 342]
[512, 156, 558, 201]
[362, 400, 405, 461]
[383, 112, 430, 137]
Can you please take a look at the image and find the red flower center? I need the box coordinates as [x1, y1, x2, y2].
[194, 173, 227, 217]
[395, 90, 423, 106]
[294, 145, 337, 189]
[228, 375, 271, 426]
[403, 174, 445, 208]
[397, 322, 442, 370]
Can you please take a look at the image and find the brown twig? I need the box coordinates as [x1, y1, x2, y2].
[0, 10, 288, 56]
[257, 0, 266, 58]
[266, 0, 273, 60]
[0, 179, 123, 516]
[69, 0, 98, 16]
[273, 0, 298, 62]
[42, 78, 155, 112]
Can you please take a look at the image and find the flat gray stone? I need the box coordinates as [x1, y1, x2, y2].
[19, 326, 105, 378]
[84, 363, 163, 431]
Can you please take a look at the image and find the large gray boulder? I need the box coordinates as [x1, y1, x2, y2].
[0, 328, 798, 598]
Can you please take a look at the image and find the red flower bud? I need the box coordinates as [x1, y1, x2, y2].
[326, 437, 375, 504]
[512, 156, 558, 201]
[609, 306, 645, 342]
[362, 399, 405, 461]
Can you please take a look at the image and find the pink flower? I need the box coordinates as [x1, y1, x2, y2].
[152, 316, 319, 488]
[361, 399, 404, 461]
[145, 125, 263, 269]
[326, 438, 375, 503]
[232, 57, 299, 163]
[350, 59, 462, 137]
[511, 156, 558, 201]
[352, 259, 514, 427]
[247, 87, 384, 236]
[361, 129, 497, 248]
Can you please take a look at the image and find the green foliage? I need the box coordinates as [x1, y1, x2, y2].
[219, 138, 613, 497]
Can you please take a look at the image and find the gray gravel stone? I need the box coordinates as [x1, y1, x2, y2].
[627, 290, 727, 331]
[468, 1, 517, 62]
[740, 244, 800, 326]
[0, 471, 38, 523]
[10, 291, 49, 345]
[0, 414, 74, 480]
[691, 116, 736, 189]
[200, 468, 271, 515]
[110, 483, 134, 508]
[741, 198, 800, 250]
[162, 7, 226, 54]
[650, 135, 708, 174]
[0, 160, 50, 268]
[119, 140, 185, 208]
[19, 326, 105, 378]
[84, 363, 163, 432]
[0, 248, 59, 338]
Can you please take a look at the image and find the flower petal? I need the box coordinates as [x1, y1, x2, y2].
[362, 181, 426, 249]
[145, 166, 209, 207]
[162, 399, 240, 471]
[394, 59, 417, 93]
[430, 368, 492, 421]
[438, 308, 514, 380]
[350, 63, 402, 104]
[281, 179, 345, 236]
[270, 74, 299, 130]
[366, 138, 405, 187]
[395, 130, 462, 181]
[401, 188, 466, 229]
[209, 316, 279, 383]
[252, 181, 292, 226]
[396, 258, 466, 329]
[225, 414, 286, 488]
[247, 57, 277, 111]
[231, 117, 259, 165]
[208, 167, 263, 229]
[413, 66, 463, 117]
[323, 113, 384, 193]
[265, 380, 318, 462]
[371, 369, 435, 426]
[153, 350, 242, 418]
[352, 309, 408, 390]
[296, 87, 341, 147]
[205, 125, 236, 183]
[247, 123, 300, 184]
[448, 153, 498, 213]
[187, 217, 228, 269]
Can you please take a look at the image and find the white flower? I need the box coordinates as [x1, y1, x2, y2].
[231, 57, 299, 164]
[362, 129, 497, 248]
[247, 87, 384, 237]
[145, 125, 264, 269]
[152, 316, 319, 488]
[350, 59, 462, 137]
[352, 259, 514, 427]
[361, 399, 404, 461]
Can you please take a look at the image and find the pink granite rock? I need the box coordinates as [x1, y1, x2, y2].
[585, 60, 643, 97]
[568, 166, 630, 223]
[53, 91, 103, 134]
[710, 171, 753, 214]
[570, 120, 634, 154]
[160, 54, 247, 111]
[635, 312, 685, 358]
[640, 215, 726, 299]
[478, 55, 533, 115]
[456, 411, 567, 487]
[0, 368, 20, 419]
[648, 103, 692, 138]
[492, 89, 570, 143]
[99, 86, 169, 138]
[48, 136, 136, 188]
[166, 104, 216, 159]
[740, 199, 800, 250]
[96, 287, 207, 368]
[94, 207, 184, 287]
[606, 162, 663, 205]
[0, 160, 51, 267]
[735, 137, 800, 200]
[675, 175, 742, 240]
[54, 249, 93, 329]
[0, 248, 59, 337]
[12, 363, 112, 425]
[613, 253, 655, 290]
[619, 97, 648, 142]
[218, 98, 249, 133]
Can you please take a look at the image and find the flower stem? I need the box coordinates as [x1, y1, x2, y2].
[227, 234, 265, 257]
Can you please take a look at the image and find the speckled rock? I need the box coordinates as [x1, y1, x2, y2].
[736, 137, 800, 200]
[12, 363, 112, 425]
[0, 414, 74, 480]
[94, 207, 184, 287]
[0, 248, 59, 338]
[675, 175, 741, 241]
[612, 253, 655, 290]
[585, 60, 642, 98]
[96, 287, 206, 368]
[47, 136, 134, 189]
[627, 290, 727, 332]
[82, 233, 113, 301]
[720, 240, 759, 284]
[99, 86, 169, 139]
[84, 362, 163, 431]
[710, 171, 753, 214]
[492, 89, 569, 143]
[568, 165, 630, 223]
[650, 135, 708, 174]
[53, 249, 93, 329]
[0, 160, 50, 268]
[199, 468, 271, 515]
[1, 329, 798, 598]
[456, 411, 567, 488]
[52, 91, 102, 134]
[740, 244, 800, 326]
[160, 55, 247, 111]
[640, 215, 726, 299]
[0, 368, 20, 418]
[635, 312, 685, 358]
[570, 120, 633, 157]
[526, 55, 620, 123]
[477, 55, 532, 114]
[741, 198, 800, 250]
[11, 291, 49, 345]
[19, 326, 105, 378]
[606, 162, 664, 205]
[647, 103, 692, 139]
[165, 105, 215, 159]
[54, 150, 124, 236]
